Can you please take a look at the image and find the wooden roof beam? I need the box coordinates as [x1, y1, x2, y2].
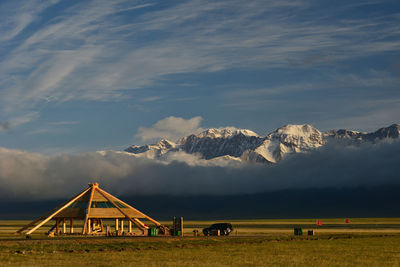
[97, 187, 161, 226]
[96, 189, 147, 232]
[82, 185, 96, 234]
[24, 187, 92, 236]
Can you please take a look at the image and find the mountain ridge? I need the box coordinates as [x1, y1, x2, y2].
[124, 123, 400, 164]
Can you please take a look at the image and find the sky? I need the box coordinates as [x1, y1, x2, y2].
[0, 0, 399, 154]
[0, 0, 399, 203]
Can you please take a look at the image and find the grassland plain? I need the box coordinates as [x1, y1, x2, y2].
[1, 219, 400, 266]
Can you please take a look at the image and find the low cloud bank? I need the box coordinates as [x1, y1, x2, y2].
[0, 140, 399, 200]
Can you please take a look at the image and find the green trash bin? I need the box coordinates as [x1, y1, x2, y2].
[148, 228, 158, 236]
[294, 227, 303, 236]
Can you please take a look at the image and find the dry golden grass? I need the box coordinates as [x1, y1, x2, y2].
[1, 235, 400, 266]
[1, 218, 400, 266]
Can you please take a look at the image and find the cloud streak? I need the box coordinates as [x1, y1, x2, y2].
[0, 0, 399, 118]
[0, 112, 38, 132]
[0, 140, 399, 200]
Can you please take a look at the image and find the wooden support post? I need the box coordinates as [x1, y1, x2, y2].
[100, 219, 104, 232]
[120, 219, 124, 233]
[115, 219, 119, 231]
[173, 217, 176, 236]
[88, 219, 91, 233]
[129, 221, 132, 233]
[62, 218, 66, 234]
[70, 219, 74, 233]
[106, 226, 111, 236]
[55, 218, 59, 234]
[180, 217, 184, 237]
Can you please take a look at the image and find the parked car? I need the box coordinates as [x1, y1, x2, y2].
[203, 223, 233, 236]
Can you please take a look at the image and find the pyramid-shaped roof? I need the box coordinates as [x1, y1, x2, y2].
[16, 183, 160, 235]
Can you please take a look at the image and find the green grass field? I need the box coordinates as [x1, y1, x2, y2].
[1, 218, 400, 266]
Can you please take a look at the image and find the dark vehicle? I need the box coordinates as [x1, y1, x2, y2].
[203, 223, 233, 236]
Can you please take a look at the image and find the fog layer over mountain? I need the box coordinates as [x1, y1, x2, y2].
[0, 138, 399, 200]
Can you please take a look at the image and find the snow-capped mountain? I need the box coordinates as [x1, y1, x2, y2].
[124, 123, 400, 164]
[247, 124, 325, 163]
[125, 139, 176, 159]
[179, 128, 263, 160]
[325, 124, 400, 142]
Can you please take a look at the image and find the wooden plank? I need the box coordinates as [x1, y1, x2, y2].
[97, 188, 161, 226]
[91, 190, 108, 201]
[125, 209, 147, 218]
[25, 187, 92, 235]
[54, 208, 84, 218]
[15, 187, 91, 234]
[88, 208, 145, 218]
[88, 208, 127, 218]
[82, 186, 95, 234]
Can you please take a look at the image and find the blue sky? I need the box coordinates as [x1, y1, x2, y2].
[0, 0, 399, 154]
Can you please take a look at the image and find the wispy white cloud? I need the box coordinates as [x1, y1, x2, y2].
[141, 96, 163, 102]
[9, 112, 39, 127]
[0, 112, 39, 132]
[224, 70, 400, 103]
[0, 0, 60, 42]
[319, 98, 400, 132]
[48, 121, 79, 126]
[221, 69, 400, 132]
[26, 120, 80, 136]
[27, 128, 63, 136]
[0, 0, 399, 119]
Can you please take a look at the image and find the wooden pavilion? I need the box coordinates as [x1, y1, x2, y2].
[16, 183, 166, 237]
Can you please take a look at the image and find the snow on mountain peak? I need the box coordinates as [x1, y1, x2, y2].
[196, 127, 259, 139]
[124, 138, 176, 158]
[256, 124, 325, 162]
[324, 124, 400, 142]
[155, 139, 176, 149]
[274, 124, 320, 136]
[268, 124, 323, 147]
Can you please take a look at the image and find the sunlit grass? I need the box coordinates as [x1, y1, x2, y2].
[1, 218, 400, 266]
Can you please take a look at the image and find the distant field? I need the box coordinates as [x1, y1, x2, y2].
[1, 218, 400, 266]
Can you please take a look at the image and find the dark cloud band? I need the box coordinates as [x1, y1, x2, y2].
[0, 140, 399, 200]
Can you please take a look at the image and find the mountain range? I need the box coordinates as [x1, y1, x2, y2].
[124, 124, 400, 164]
